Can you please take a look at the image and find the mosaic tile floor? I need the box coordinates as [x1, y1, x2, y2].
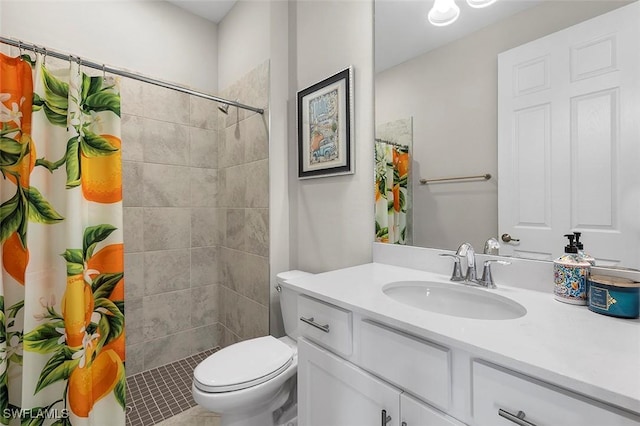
[126, 348, 217, 426]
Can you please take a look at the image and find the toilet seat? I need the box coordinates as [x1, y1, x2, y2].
[194, 336, 294, 393]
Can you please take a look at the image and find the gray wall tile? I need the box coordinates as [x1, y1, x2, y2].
[142, 119, 190, 166]
[190, 127, 218, 168]
[123, 207, 143, 253]
[191, 324, 219, 353]
[225, 209, 245, 251]
[244, 113, 269, 163]
[122, 161, 143, 207]
[143, 290, 191, 341]
[190, 96, 219, 130]
[220, 287, 268, 340]
[245, 208, 269, 257]
[220, 123, 246, 168]
[191, 247, 218, 288]
[143, 331, 192, 370]
[121, 114, 144, 162]
[143, 208, 191, 251]
[120, 77, 144, 116]
[218, 323, 240, 348]
[142, 84, 190, 125]
[246, 159, 268, 208]
[191, 284, 219, 326]
[125, 342, 144, 376]
[126, 297, 144, 346]
[242, 253, 270, 306]
[191, 208, 221, 248]
[144, 249, 191, 295]
[124, 253, 144, 299]
[191, 168, 218, 207]
[221, 249, 269, 306]
[223, 165, 248, 208]
[143, 163, 191, 207]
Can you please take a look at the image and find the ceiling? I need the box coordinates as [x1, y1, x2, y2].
[166, 0, 237, 23]
[165, 0, 540, 72]
[375, 0, 541, 73]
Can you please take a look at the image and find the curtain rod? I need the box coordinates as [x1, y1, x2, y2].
[375, 138, 409, 148]
[0, 36, 264, 115]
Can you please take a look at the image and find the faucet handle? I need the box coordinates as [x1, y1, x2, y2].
[480, 259, 510, 289]
[439, 253, 464, 281]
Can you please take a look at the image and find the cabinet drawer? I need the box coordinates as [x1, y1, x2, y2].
[472, 360, 640, 426]
[298, 295, 352, 356]
[359, 320, 451, 411]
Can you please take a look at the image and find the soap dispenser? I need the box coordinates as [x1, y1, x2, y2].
[573, 232, 596, 266]
[553, 234, 591, 305]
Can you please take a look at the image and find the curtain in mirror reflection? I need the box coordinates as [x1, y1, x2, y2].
[375, 140, 410, 244]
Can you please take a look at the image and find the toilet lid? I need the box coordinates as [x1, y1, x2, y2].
[193, 336, 294, 393]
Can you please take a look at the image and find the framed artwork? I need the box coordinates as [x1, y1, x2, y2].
[297, 67, 354, 179]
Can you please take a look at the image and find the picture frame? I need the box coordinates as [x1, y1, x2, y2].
[297, 67, 354, 179]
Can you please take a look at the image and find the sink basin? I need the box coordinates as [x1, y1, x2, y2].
[382, 281, 527, 320]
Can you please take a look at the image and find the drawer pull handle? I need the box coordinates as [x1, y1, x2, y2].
[381, 409, 391, 425]
[401, 422, 407, 426]
[498, 409, 537, 426]
[299, 316, 330, 333]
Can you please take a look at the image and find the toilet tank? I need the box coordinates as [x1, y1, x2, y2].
[276, 270, 312, 339]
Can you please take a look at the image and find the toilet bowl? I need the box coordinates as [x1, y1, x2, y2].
[192, 271, 311, 426]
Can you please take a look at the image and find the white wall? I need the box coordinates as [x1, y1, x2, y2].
[291, 0, 375, 273]
[217, 0, 271, 90]
[0, 0, 218, 93]
[375, 0, 628, 252]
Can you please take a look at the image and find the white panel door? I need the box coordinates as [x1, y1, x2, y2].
[498, 2, 639, 266]
[298, 338, 401, 426]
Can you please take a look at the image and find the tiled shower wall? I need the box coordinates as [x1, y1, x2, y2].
[121, 60, 270, 374]
[121, 79, 221, 375]
[217, 61, 270, 347]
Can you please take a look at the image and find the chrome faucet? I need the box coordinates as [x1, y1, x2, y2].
[440, 242, 509, 288]
[456, 242, 478, 283]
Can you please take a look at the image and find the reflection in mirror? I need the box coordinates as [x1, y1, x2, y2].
[374, 0, 639, 268]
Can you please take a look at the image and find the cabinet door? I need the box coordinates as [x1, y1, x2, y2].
[401, 393, 464, 426]
[472, 361, 640, 426]
[298, 338, 400, 426]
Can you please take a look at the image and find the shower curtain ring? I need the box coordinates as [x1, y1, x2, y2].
[18, 41, 24, 60]
[42, 47, 47, 64]
[102, 64, 106, 81]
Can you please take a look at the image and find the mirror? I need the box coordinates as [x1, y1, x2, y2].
[374, 0, 639, 268]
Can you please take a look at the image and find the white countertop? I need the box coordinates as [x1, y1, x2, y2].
[282, 262, 640, 414]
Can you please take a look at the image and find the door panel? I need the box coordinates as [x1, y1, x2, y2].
[498, 2, 639, 266]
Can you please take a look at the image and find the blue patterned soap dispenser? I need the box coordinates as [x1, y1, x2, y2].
[573, 232, 596, 266]
[554, 234, 591, 305]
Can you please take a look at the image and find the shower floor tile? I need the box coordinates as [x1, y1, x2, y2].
[126, 348, 217, 426]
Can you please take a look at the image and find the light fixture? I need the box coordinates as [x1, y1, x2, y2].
[428, 0, 460, 27]
[428, 0, 498, 27]
[466, 0, 497, 8]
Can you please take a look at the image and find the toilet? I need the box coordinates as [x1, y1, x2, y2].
[192, 270, 310, 426]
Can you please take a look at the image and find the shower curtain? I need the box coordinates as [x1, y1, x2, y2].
[0, 52, 125, 425]
[375, 141, 410, 244]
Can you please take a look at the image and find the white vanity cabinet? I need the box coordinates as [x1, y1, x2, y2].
[401, 393, 465, 426]
[298, 338, 461, 426]
[471, 361, 640, 426]
[298, 338, 401, 426]
[295, 292, 640, 426]
[297, 294, 465, 426]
